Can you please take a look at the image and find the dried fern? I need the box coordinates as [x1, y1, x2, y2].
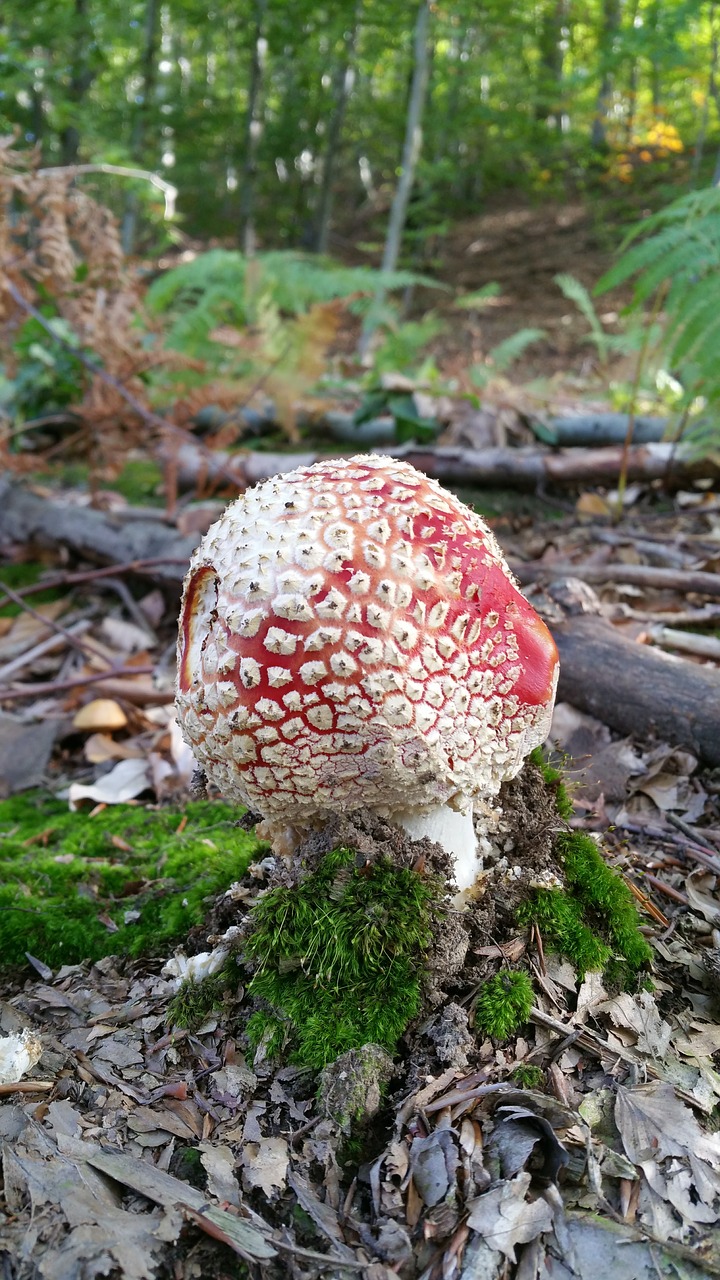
[0, 135, 169, 481]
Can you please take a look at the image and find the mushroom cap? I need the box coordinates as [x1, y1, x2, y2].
[176, 455, 558, 826]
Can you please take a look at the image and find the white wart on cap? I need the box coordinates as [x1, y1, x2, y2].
[176, 455, 559, 890]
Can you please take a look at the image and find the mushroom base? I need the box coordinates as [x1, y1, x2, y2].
[394, 803, 480, 893]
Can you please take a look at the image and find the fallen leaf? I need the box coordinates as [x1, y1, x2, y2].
[0, 1028, 43, 1084]
[240, 1136, 289, 1195]
[466, 1172, 553, 1261]
[68, 757, 151, 809]
[73, 699, 129, 731]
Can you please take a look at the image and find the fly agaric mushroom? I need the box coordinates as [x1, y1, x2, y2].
[176, 455, 558, 891]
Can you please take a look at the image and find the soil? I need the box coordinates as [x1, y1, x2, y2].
[338, 192, 636, 381]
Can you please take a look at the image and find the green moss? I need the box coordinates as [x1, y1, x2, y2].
[475, 971, 534, 1040]
[168, 966, 237, 1029]
[114, 459, 165, 505]
[0, 792, 259, 970]
[244, 847, 443, 1070]
[0, 561, 63, 618]
[528, 746, 574, 820]
[518, 830, 652, 981]
[511, 1064, 545, 1089]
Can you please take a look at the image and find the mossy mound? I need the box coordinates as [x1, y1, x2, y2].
[245, 847, 445, 1070]
[517, 829, 653, 982]
[0, 792, 258, 971]
[475, 970, 534, 1040]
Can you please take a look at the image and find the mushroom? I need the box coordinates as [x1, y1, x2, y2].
[176, 455, 559, 892]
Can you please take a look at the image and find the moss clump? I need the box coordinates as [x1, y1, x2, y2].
[167, 966, 237, 1029]
[518, 830, 653, 981]
[245, 847, 443, 1069]
[512, 1064, 545, 1089]
[529, 746, 574, 820]
[475, 971, 534, 1040]
[0, 792, 259, 970]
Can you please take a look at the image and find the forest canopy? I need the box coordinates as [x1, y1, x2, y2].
[0, 0, 714, 253]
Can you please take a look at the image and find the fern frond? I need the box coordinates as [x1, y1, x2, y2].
[488, 328, 545, 371]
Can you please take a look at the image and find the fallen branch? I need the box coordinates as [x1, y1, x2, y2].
[165, 439, 720, 493]
[551, 611, 720, 764]
[0, 477, 197, 584]
[0, 665, 155, 703]
[515, 560, 720, 598]
[533, 413, 671, 447]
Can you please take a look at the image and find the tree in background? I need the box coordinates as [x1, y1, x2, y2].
[0, 0, 716, 253]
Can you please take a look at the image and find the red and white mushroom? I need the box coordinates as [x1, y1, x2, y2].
[176, 455, 559, 891]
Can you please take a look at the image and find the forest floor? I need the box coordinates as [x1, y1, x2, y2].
[2, 181, 720, 1279]
[2, 462, 720, 1279]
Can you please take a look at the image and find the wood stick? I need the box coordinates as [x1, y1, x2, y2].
[515, 560, 720, 598]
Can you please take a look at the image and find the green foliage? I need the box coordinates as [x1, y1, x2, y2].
[0, 793, 259, 970]
[369, 312, 446, 377]
[146, 249, 431, 362]
[597, 187, 720, 448]
[244, 847, 443, 1069]
[0, 316, 87, 423]
[475, 971, 534, 1040]
[354, 387, 440, 443]
[518, 831, 653, 981]
[554, 272, 638, 366]
[453, 284, 502, 311]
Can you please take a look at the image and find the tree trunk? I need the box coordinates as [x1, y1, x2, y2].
[239, 0, 268, 256]
[358, 0, 432, 358]
[313, 5, 361, 253]
[59, 0, 95, 166]
[121, 0, 161, 255]
[591, 0, 621, 149]
[536, 0, 567, 131]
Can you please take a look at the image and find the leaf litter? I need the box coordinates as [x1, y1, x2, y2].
[2, 477, 720, 1276]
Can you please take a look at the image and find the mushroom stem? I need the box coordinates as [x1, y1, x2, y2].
[394, 804, 480, 893]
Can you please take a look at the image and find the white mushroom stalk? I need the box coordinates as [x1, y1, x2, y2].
[176, 455, 559, 893]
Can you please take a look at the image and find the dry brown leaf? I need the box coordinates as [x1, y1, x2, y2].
[466, 1173, 554, 1261]
[73, 698, 129, 731]
[240, 1137, 289, 1196]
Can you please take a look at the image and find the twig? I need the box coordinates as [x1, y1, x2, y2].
[639, 872, 690, 907]
[0, 558, 188, 613]
[37, 163, 178, 218]
[0, 664, 154, 702]
[513, 559, 720, 597]
[0, 1081, 55, 1096]
[666, 811, 720, 855]
[0, 618, 92, 684]
[614, 819, 720, 874]
[0, 578, 109, 670]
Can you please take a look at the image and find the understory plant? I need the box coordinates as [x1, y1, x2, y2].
[144, 248, 436, 431]
[596, 185, 720, 457]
